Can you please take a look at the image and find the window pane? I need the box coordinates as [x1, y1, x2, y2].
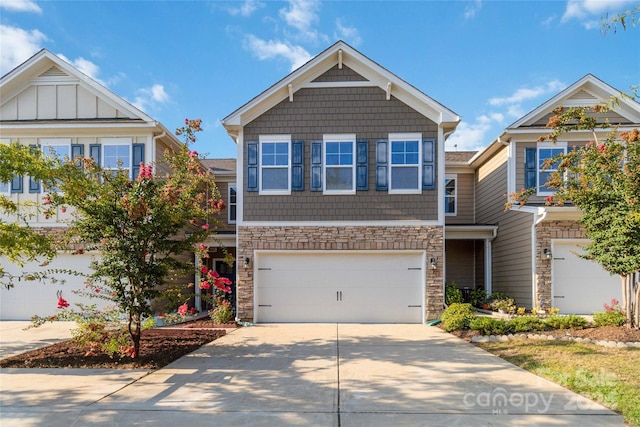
[0, 181, 9, 193]
[262, 168, 288, 190]
[326, 143, 339, 154]
[326, 141, 352, 166]
[391, 140, 419, 165]
[230, 187, 237, 203]
[262, 142, 289, 166]
[326, 167, 353, 190]
[104, 145, 130, 169]
[229, 205, 237, 222]
[391, 167, 419, 190]
[445, 178, 455, 196]
[445, 197, 455, 213]
[539, 171, 553, 192]
[539, 148, 564, 170]
[326, 153, 340, 166]
[42, 144, 70, 160]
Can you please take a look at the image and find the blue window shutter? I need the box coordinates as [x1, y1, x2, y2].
[89, 144, 101, 165]
[132, 143, 145, 178]
[422, 138, 435, 190]
[247, 141, 258, 192]
[356, 139, 368, 191]
[525, 148, 537, 189]
[71, 144, 84, 169]
[291, 140, 304, 191]
[310, 140, 323, 191]
[11, 175, 23, 193]
[376, 139, 388, 191]
[28, 144, 40, 193]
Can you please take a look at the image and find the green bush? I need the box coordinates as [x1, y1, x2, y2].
[487, 291, 512, 303]
[593, 310, 626, 327]
[441, 303, 476, 332]
[509, 316, 547, 333]
[470, 288, 487, 307]
[544, 314, 588, 330]
[469, 317, 514, 335]
[445, 282, 464, 305]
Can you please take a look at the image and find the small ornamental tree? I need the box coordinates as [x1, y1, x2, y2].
[510, 105, 640, 329]
[0, 143, 60, 289]
[51, 119, 227, 357]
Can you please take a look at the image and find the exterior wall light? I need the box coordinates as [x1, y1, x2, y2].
[430, 257, 437, 270]
[244, 257, 251, 269]
[544, 248, 552, 260]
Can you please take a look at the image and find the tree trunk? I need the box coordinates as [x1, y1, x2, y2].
[128, 312, 141, 358]
[633, 272, 640, 329]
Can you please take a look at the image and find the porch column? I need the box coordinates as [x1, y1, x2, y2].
[484, 238, 492, 294]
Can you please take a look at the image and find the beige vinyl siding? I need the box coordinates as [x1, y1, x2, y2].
[491, 211, 534, 307]
[475, 145, 508, 224]
[446, 172, 474, 224]
[212, 179, 236, 233]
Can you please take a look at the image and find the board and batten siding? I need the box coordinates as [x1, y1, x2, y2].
[445, 171, 474, 224]
[242, 84, 439, 222]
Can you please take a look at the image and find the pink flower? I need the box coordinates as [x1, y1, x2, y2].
[201, 223, 209, 230]
[57, 296, 69, 309]
[189, 307, 196, 315]
[60, 206, 67, 213]
[200, 266, 208, 273]
[208, 270, 220, 279]
[158, 312, 163, 318]
[185, 118, 189, 125]
[199, 280, 211, 290]
[178, 303, 188, 316]
[214, 277, 232, 293]
[94, 288, 100, 294]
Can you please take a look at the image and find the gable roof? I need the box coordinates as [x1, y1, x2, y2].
[509, 74, 640, 129]
[201, 158, 237, 176]
[222, 40, 459, 142]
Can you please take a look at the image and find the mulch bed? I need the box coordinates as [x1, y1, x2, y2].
[0, 322, 230, 370]
[443, 324, 640, 343]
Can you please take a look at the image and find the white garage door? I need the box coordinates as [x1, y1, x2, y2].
[553, 241, 622, 314]
[1, 253, 103, 320]
[255, 251, 424, 323]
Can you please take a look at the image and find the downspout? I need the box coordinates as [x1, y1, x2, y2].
[439, 128, 457, 315]
[532, 209, 548, 310]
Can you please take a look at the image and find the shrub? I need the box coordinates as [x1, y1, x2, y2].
[210, 297, 234, 324]
[469, 317, 514, 335]
[441, 303, 476, 332]
[544, 314, 588, 330]
[487, 291, 512, 303]
[593, 311, 626, 327]
[470, 288, 487, 307]
[445, 282, 464, 305]
[509, 316, 546, 333]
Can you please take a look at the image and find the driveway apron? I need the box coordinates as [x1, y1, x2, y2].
[0, 323, 624, 426]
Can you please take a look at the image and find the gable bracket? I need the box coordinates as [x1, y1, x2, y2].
[288, 84, 294, 102]
[338, 49, 343, 69]
[386, 82, 392, 100]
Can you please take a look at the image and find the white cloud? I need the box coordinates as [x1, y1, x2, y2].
[227, 0, 263, 17]
[131, 84, 170, 112]
[0, 24, 47, 75]
[0, 0, 42, 13]
[57, 54, 104, 84]
[334, 18, 362, 47]
[489, 80, 566, 109]
[279, 0, 323, 41]
[244, 35, 311, 71]
[561, 0, 636, 27]
[446, 113, 504, 152]
[541, 15, 556, 28]
[464, 0, 482, 19]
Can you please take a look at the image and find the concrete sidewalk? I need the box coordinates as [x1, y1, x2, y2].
[0, 323, 624, 426]
[0, 321, 76, 359]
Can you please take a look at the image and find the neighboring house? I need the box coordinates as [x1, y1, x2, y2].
[0, 49, 187, 320]
[469, 74, 640, 314]
[222, 41, 462, 323]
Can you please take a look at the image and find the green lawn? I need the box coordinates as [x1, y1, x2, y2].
[478, 339, 640, 426]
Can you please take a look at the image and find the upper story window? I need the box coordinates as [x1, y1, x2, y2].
[324, 134, 355, 194]
[228, 184, 237, 224]
[41, 139, 71, 193]
[389, 133, 421, 193]
[102, 138, 132, 177]
[259, 135, 290, 194]
[537, 142, 566, 195]
[445, 175, 457, 215]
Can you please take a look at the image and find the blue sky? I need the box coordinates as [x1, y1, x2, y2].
[1, 0, 638, 158]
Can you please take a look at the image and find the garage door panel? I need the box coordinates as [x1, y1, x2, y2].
[255, 252, 424, 323]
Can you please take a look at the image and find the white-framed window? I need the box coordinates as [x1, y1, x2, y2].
[389, 133, 421, 193]
[323, 134, 356, 194]
[537, 141, 567, 196]
[228, 183, 237, 224]
[102, 138, 132, 177]
[40, 138, 71, 193]
[445, 174, 457, 215]
[259, 135, 291, 194]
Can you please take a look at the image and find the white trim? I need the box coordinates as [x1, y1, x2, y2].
[258, 135, 291, 195]
[302, 81, 377, 89]
[323, 134, 356, 195]
[536, 141, 567, 196]
[388, 132, 422, 194]
[237, 130, 244, 225]
[444, 174, 457, 216]
[507, 140, 516, 197]
[228, 183, 237, 224]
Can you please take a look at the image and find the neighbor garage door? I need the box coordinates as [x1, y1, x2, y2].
[255, 251, 424, 323]
[552, 241, 622, 314]
[1, 253, 104, 320]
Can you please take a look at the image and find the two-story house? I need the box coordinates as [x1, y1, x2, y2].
[0, 49, 190, 320]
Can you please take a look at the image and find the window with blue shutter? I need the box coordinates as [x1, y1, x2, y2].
[375, 139, 388, 190]
[422, 138, 435, 190]
[28, 144, 40, 193]
[524, 147, 536, 190]
[10, 175, 23, 193]
[246, 141, 258, 192]
[89, 144, 101, 165]
[291, 140, 304, 191]
[310, 140, 322, 191]
[132, 143, 145, 179]
[71, 144, 84, 169]
[356, 139, 368, 190]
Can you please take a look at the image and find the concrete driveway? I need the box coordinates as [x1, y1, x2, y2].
[0, 323, 623, 426]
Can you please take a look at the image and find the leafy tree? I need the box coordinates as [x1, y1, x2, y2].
[541, 109, 639, 329]
[49, 119, 227, 357]
[0, 143, 59, 288]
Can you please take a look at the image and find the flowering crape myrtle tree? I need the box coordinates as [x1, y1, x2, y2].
[0, 143, 59, 289]
[510, 105, 640, 329]
[52, 119, 226, 357]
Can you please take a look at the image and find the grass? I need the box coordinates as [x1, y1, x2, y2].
[478, 339, 640, 426]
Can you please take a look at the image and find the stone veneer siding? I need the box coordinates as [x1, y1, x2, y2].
[535, 220, 586, 309]
[237, 225, 444, 322]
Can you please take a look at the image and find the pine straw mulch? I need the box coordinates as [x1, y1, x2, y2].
[444, 324, 640, 343]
